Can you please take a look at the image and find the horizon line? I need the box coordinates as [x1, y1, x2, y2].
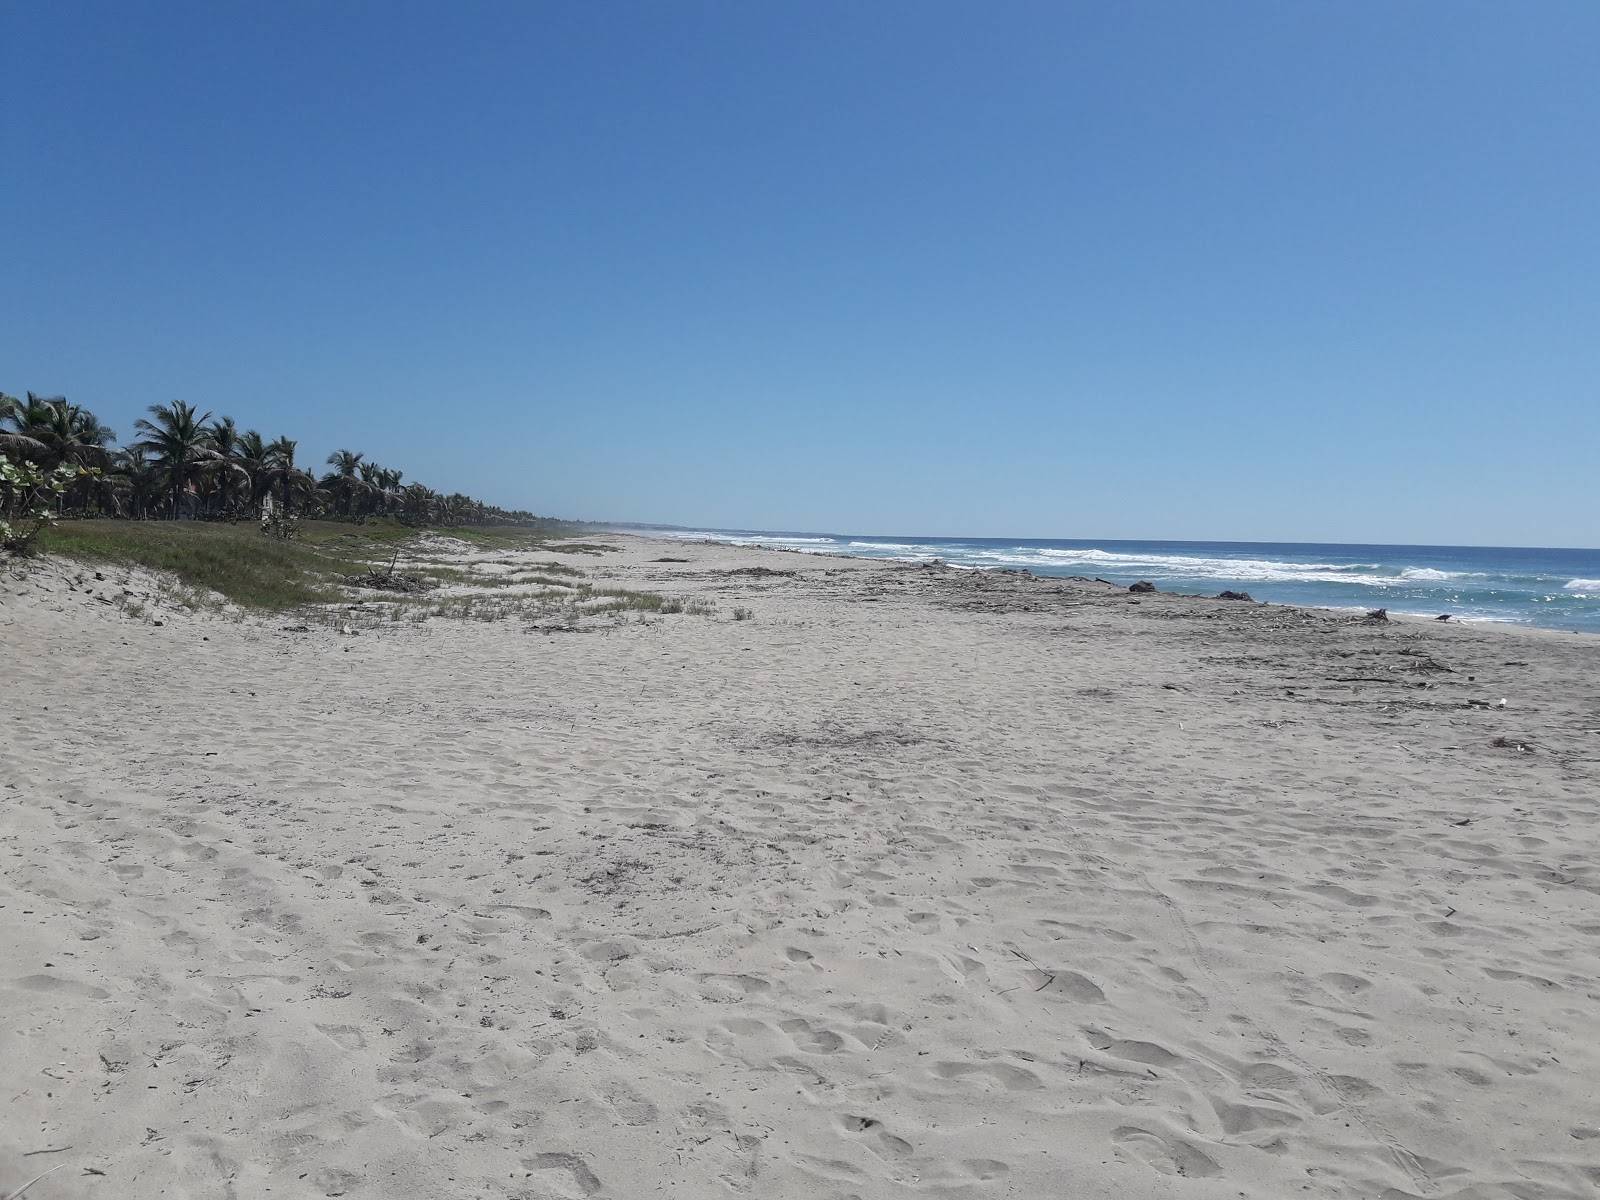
[594, 523, 1600, 556]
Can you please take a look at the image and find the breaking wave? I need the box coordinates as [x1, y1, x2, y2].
[627, 527, 1600, 632]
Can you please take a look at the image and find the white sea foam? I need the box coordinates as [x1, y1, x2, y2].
[1323, 605, 1521, 623]
[628, 528, 1596, 630]
[854, 544, 1410, 586]
[1400, 567, 1471, 582]
[657, 531, 839, 549]
[650, 533, 1452, 587]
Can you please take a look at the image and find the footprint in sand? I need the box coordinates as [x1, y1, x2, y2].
[1239, 1061, 1299, 1089]
[315, 1023, 367, 1051]
[1320, 971, 1373, 995]
[697, 973, 772, 1001]
[930, 1061, 1043, 1091]
[1025, 969, 1105, 1003]
[779, 1018, 845, 1054]
[523, 1152, 603, 1196]
[580, 937, 639, 963]
[485, 904, 551, 921]
[1209, 1096, 1302, 1136]
[947, 954, 989, 983]
[1083, 1029, 1183, 1068]
[840, 1114, 913, 1158]
[1328, 1074, 1380, 1101]
[13, 973, 110, 1000]
[1112, 1127, 1221, 1178]
[1304, 883, 1379, 908]
[962, 1158, 1011, 1181]
[311, 1168, 363, 1194]
[1485, 967, 1559, 989]
[602, 1084, 659, 1127]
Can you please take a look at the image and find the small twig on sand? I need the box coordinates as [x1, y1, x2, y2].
[19, 1147, 70, 1157]
[1010, 947, 1056, 991]
[5, 1164, 66, 1199]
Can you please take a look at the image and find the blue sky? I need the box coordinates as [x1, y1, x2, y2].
[3, 2, 1596, 546]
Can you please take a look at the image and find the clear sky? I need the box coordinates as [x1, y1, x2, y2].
[3, 2, 1596, 546]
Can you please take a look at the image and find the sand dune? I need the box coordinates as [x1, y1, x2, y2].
[3, 535, 1599, 1199]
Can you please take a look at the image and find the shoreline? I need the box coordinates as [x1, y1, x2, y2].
[4, 531, 1599, 1198]
[624, 530, 1598, 640]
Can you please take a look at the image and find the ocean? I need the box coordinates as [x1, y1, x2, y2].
[625, 528, 1600, 634]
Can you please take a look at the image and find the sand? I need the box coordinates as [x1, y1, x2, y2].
[3, 535, 1599, 1200]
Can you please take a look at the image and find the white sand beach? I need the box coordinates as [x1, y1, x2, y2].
[4, 534, 1599, 1200]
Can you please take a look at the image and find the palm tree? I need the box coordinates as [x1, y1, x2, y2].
[357, 460, 385, 518]
[236, 430, 271, 514]
[109, 447, 164, 519]
[2, 393, 116, 468]
[326, 448, 364, 478]
[206, 416, 242, 460]
[133, 401, 218, 518]
[200, 416, 253, 516]
[376, 467, 403, 515]
[267, 436, 313, 516]
[1, 393, 48, 461]
[322, 449, 368, 517]
[438, 492, 481, 526]
[58, 401, 114, 462]
[4, 386, 540, 530]
[398, 483, 437, 525]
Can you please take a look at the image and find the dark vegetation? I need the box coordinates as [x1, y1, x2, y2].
[1, 391, 620, 613]
[2, 390, 559, 530]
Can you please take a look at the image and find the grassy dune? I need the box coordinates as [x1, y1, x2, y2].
[37, 520, 595, 611]
[36, 520, 709, 628]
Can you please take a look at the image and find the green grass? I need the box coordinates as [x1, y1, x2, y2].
[36, 519, 610, 609]
[40, 520, 349, 610]
[36, 518, 665, 622]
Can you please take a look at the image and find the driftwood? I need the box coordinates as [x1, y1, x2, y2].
[353, 570, 435, 593]
[352, 552, 435, 594]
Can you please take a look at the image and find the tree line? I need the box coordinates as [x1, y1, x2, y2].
[1, 392, 544, 527]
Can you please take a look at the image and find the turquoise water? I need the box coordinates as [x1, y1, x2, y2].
[630, 528, 1600, 633]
